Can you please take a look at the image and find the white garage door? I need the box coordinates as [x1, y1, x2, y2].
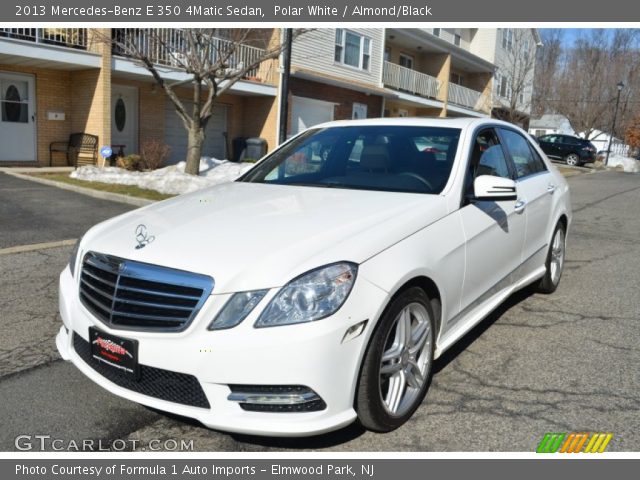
[164, 102, 228, 164]
[291, 96, 335, 136]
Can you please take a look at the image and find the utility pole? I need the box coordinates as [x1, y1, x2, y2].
[605, 81, 625, 166]
[278, 28, 293, 146]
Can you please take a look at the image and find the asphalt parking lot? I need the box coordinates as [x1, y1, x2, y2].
[0, 170, 638, 452]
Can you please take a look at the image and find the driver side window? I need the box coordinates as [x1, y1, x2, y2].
[466, 129, 511, 195]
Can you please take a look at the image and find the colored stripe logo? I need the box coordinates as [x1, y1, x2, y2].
[537, 433, 613, 453]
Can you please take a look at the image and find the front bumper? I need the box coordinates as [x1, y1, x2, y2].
[56, 265, 388, 436]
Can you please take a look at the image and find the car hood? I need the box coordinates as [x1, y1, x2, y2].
[82, 182, 448, 293]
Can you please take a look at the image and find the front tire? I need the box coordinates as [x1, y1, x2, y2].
[537, 223, 566, 293]
[356, 287, 435, 432]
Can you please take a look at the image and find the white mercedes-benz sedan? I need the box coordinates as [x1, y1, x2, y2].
[56, 118, 571, 436]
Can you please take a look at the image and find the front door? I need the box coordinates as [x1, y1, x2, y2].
[456, 128, 526, 321]
[0, 72, 36, 162]
[112, 85, 138, 155]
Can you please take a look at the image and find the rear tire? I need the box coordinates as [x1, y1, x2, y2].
[565, 153, 580, 166]
[356, 287, 435, 432]
[537, 222, 566, 294]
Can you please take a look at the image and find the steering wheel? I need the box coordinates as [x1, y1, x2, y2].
[397, 172, 433, 191]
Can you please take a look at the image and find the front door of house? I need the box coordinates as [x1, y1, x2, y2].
[112, 85, 138, 155]
[0, 71, 36, 162]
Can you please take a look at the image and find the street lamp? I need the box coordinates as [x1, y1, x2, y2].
[605, 81, 625, 166]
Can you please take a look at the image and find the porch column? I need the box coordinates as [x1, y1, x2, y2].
[434, 53, 451, 117]
[87, 28, 112, 166]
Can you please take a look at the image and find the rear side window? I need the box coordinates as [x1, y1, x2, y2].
[500, 128, 547, 179]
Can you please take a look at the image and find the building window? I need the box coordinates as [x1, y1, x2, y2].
[1, 81, 28, 123]
[399, 53, 414, 69]
[352, 102, 368, 119]
[384, 48, 390, 62]
[433, 28, 440, 37]
[534, 130, 546, 137]
[362, 37, 371, 70]
[450, 72, 463, 85]
[454, 34, 461, 46]
[502, 29, 513, 51]
[499, 75, 508, 98]
[335, 29, 372, 70]
[115, 98, 126, 132]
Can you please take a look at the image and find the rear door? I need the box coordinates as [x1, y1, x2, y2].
[499, 127, 554, 277]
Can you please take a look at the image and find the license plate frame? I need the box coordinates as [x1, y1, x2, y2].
[89, 327, 140, 380]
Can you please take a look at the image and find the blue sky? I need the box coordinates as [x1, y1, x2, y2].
[540, 28, 612, 47]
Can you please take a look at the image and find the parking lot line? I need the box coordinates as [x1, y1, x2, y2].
[0, 239, 77, 256]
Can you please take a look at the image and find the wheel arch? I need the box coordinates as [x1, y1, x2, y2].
[352, 274, 443, 413]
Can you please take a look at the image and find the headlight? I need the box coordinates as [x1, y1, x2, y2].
[208, 290, 268, 330]
[255, 262, 357, 328]
[68, 237, 82, 278]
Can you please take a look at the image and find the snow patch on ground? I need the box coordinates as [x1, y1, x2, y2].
[70, 157, 255, 195]
[606, 155, 640, 173]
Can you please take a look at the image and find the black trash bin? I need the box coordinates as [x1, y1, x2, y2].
[232, 137, 247, 163]
[244, 138, 268, 161]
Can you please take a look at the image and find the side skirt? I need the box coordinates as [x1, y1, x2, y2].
[434, 263, 546, 359]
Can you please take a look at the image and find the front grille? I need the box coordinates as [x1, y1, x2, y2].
[73, 332, 210, 409]
[79, 251, 214, 332]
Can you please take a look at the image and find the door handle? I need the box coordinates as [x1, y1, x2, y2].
[514, 199, 526, 213]
[547, 183, 556, 194]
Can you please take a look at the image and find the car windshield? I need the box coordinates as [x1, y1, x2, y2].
[239, 125, 461, 194]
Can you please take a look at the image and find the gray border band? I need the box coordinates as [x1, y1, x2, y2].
[5, 459, 639, 479]
[3, 0, 640, 22]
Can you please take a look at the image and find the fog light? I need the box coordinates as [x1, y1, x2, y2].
[342, 320, 368, 344]
[227, 385, 326, 412]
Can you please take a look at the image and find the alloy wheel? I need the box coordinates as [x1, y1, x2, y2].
[550, 228, 565, 285]
[566, 154, 579, 166]
[378, 302, 432, 417]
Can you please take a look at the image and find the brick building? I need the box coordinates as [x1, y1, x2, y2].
[0, 28, 279, 166]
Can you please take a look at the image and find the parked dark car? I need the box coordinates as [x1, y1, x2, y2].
[536, 134, 596, 166]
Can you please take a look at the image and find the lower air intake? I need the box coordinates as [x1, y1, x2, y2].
[73, 332, 210, 409]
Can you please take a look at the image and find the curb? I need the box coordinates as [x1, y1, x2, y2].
[2, 171, 154, 207]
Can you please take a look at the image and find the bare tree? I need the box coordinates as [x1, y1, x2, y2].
[493, 29, 539, 126]
[110, 29, 300, 175]
[539, 29, 640, 140]
[532, 29, 563, 116]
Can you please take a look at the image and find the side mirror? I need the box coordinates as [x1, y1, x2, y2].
[473, 175, 517, 201]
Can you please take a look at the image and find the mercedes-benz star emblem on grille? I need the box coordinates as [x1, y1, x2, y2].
[135, 224, 155, 249]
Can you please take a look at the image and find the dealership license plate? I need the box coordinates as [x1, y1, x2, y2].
[89, 327, 140, 380]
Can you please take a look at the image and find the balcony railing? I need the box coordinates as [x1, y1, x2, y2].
[383, 61, 440, 100]
[0, 28, 87, 49]
[112, 29, 269, 81]
[448, 83, 484, 110]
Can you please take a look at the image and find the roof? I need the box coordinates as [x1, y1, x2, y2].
[314, 116, 517, 130]
[529, 114, 572, 129]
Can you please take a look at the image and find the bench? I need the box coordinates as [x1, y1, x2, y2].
[49, 133, 98, 168]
